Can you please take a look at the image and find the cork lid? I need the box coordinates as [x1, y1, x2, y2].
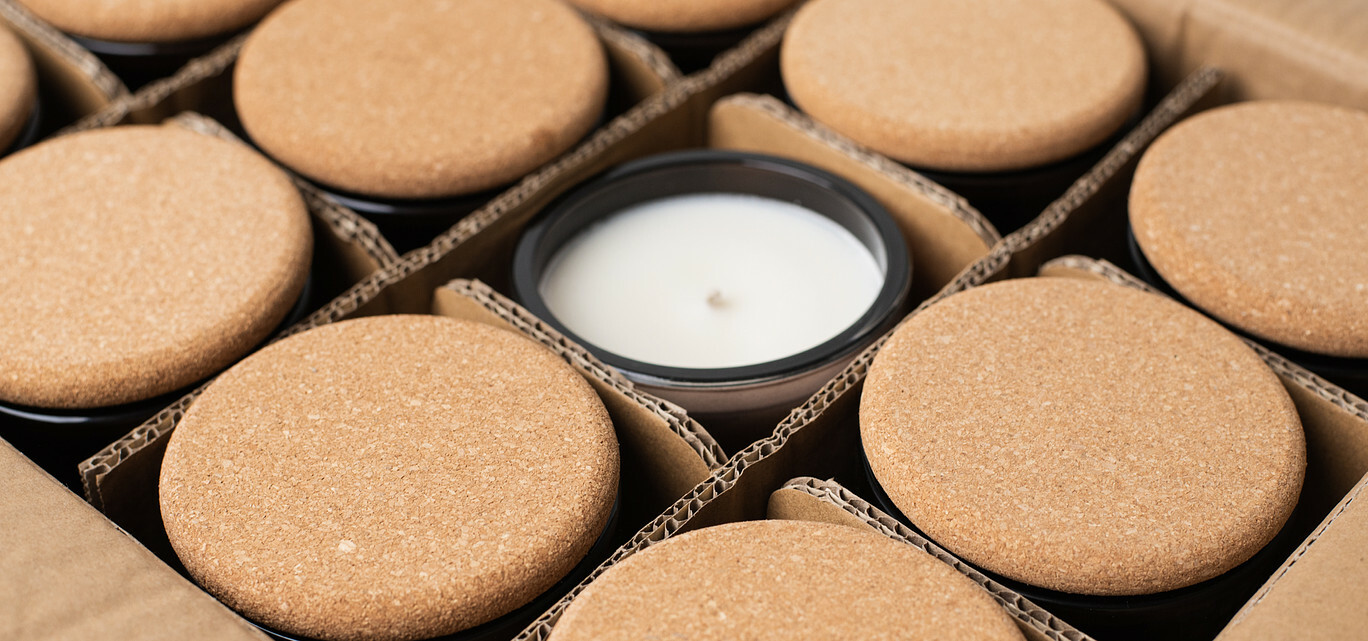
[860, 278, 1306, 596]
[160, 315, 619, 641]
[15, 0, 284, 43]
[0, 23, 36, 153]
[1131, 100, 1368, 358]
[235, 0, 609, 200]
[0, 125, 311, 410]
[781, 0, 1146, 172]
[548, 520, 1025, 641]
[566, 0, 798, 33]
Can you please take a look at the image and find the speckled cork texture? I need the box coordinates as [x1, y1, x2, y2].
[548, 520, 1025, 641]
[567, 0, 798, 32]
[0, 125, 311, 409]
[781, 0, 1146, 172]
[159, 315, 620, 641]
[15, 0, 284, 42]
[860, 278, 1306, 596]
[1131, 100, 1368, 358]
[235, 0, 608, 200]
[0, 23, 35, 152]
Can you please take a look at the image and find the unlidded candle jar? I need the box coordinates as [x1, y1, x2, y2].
[15, 0, 285, 87]
[159, 315, 620, 641]
[547, 520, 1026, 641]
[859, 278, 1307, 641]
[1129, 100, 1368, 397]
[781, 0, 1147, 233]
[0, 125, 312, 489]
[234, 0, 609, 252]
[566, 0, 798, 72]
[512, 150, 910, 449]
[0, 23, 38, 157]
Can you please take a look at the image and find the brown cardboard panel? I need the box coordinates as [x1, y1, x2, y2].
[1217, 475, 1368, 641]
[511, 245, 1014, 641]
[769, 478, 1085, 641]
[708, 93, 998, 300]
[79, 265, 726, 577]
[0, 0, 126, 132]
[0, 439, 267, 641]
[1107, 0, 1368, 109]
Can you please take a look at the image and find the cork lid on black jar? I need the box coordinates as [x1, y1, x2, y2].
[15, 0, 284, 42]
[781, 0, 1146, 172]
[0, 125, 311, 410]
[566, 0, 798, 33]
[234, 0, 609, 201]
[548, 520, 1025, 641]
[1131, 100, 1368, 358]
[860, 278, 1305, 596]
[0, 23, 36, 153]
[160, 315, 620, 641]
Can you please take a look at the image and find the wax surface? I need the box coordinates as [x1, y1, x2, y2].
[541, 193, 884, 369]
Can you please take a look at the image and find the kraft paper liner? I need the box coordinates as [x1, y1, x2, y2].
[771, 476, 1088, 641]
[0, 0, 127, 128]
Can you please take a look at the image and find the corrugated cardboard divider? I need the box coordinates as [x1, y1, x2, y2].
[0, 0, 127, 134]
[509, 243, 1016, 641]
[1106, 0, 1368, 110]
[80, 269, 726, 572]
[768, 477, 1083, 641]
[1038, 256, 1368, 636]
[65, 15, 681, 136]
[0, 440, 268, 641]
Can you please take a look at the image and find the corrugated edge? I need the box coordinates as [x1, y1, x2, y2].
[1039, 256, 1368, 417]
[692, 5, 794, 87]
[63, 35, 245, 133]
[1005, 67, 1225, 254]
[440, 279, 726, 470]
[585, 13, 681, 86]
[511, 243, 1013, 641]
[777, 477, 1092, 641]
[166, 111, 400, 267]
[0, 0, 127, 102]
[716, 92, 1000, 248]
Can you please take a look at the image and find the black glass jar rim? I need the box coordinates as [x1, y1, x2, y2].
[67, 31, 236, 59]
[0, 271, 314, 429]
[855, 436, 1303, 617]
[3, 96, 42, 158]
[511, 149, 912, 387]
[248, 493, 622, 641]
[1126, 225, 1368, 379]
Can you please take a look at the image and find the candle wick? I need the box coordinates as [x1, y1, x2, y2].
[707, 290, 727, 309]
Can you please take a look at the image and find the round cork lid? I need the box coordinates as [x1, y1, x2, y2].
[235, 0, 609, 200]
[860, 278, 1305, 596]
[1131, 100, 1368, 358]
[15, 0, 284, 43]
[160, 315, 619, 641]
[0, 24, 36, 153]
[566, 0, 797, 33]
[0, 125, 311, 409]
[781, 0, 1146, 172]
[548, 520, 1025, 641]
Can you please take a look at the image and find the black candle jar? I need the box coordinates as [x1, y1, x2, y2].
[1, 96, 41, 158]
[513, 150, 911, 450]
[857, 448, 1305, 641]
[0, 275, 313, 491]
[246, 496, 620, 641]
[631, 25, 756, 74]
[67, 32, 234, 89]
[1126, 227, 1368, 398]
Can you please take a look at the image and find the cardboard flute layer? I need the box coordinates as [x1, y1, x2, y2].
[768, 477, 1085, 641]
[0, 440, 268, 641]
[1106, 0, 1368, 109]
[80, 268, 727, 574]
[0, 0, 127, 135]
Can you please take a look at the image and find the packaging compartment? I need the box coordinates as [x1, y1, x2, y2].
[0, 0, 127, 138]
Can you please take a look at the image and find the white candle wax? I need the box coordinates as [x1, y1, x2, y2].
[540, 193, 885, 369]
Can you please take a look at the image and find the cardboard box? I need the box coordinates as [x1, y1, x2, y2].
[0, 439, 268, 641]
[1106, 0, 1368, 109]
[0, 0, 127, 136]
